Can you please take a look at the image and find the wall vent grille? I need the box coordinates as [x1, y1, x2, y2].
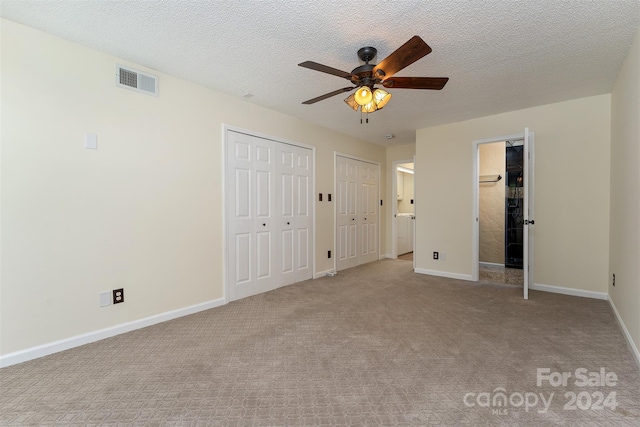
[115, 64, 158, 96]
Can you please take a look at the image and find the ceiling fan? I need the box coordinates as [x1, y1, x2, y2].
[298, 36, 449, 115]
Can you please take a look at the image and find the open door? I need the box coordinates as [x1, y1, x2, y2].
[523, 128, 535, 299]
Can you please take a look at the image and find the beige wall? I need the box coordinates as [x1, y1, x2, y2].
[609, 26, 640, 357]
[385, 144, 415, 256]
[416, 94, 611, 292]
[479, 142, 505, 264]
[0, 20, 386, 355]
[397, 172, 414, 214]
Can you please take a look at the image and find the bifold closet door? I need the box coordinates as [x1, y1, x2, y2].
[276, 143, 313, 286]
[336, 156, 379, 271]
[336, 156, 359, 271]
[227, 130, 314, 301]
[226, 131, 277, 301]
[358, 162, 379, 264]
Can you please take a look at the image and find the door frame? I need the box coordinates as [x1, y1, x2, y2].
[222, 124, 316, 302]
[334, 152, 381, 272]
[471, 131, 533, 289]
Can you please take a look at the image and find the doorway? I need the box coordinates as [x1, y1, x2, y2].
[472, 129, 535, 299]
[392, 159, 416, 269]
[478, 140, 523, 286]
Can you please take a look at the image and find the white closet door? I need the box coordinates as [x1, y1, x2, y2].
[227, 130, 314, 301]
[336, 156, 359, 271]
[293, 146, 313, 282]
[276, 143, 313, 285]
[336, 156, 379, 271]
[277, 144, 297, 286]
[359, 162, 379, 264]
[227, 131, 276, 301]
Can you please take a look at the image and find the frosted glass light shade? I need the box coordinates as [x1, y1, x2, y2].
[373, 89, 391, 109]
[353, 86, 373, 105]
[361, 101, 377, 113]
[344, 93, 359, 110]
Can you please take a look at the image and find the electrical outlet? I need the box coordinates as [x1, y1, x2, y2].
[113, 288, 124, 304]
[328, 194, 332, 202]
[328, 250, 332, 259]
[433, 251, 439, 260]
[612, 274, 615, 287]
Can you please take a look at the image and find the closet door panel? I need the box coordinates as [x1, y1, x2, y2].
[294, 147, 313, 282]
[227, 131, 276, 300]
[336, 156, 359, 271]
[235, 233, 251, 284]
[277, 144, 296, 286]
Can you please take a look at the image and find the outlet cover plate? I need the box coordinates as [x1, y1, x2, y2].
[113, 288, 124, 304]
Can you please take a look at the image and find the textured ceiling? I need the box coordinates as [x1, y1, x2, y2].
[2, 1, 639, 147]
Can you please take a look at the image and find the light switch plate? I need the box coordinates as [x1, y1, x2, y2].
[99, 291, 111, 307]
[84, 133, 97, 149]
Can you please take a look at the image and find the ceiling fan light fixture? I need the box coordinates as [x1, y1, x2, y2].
[344, 93, 359, 110]
[353, 86, 373, 106]
[373, 88, 391, 109]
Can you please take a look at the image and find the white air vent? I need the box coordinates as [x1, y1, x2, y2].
[115, 64, 158, 96]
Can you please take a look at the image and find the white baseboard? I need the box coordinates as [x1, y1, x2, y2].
[414, 268, 473, 281]
[529, 283, 608, 300]
[479, 262, 505, 268]
[608, 297, 640, 368]
[385, 254, 397, 259]
[0, 297, 227, 368]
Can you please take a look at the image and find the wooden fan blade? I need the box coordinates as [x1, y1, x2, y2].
[373, 36, 432, 79]
[302, 87, 354, 104]
[298, 61, 355, 80]
[382, 77, 449, 90]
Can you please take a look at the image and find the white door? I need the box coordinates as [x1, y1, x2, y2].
[336, 155, 379, 271]
[277, 144, 297, 287]
[226, 131, 276, 300]
[277, 143, 313, 285]
[227, 130, 313, 301]
[523, 128, 535, 299]
[294, 146, 313, 282]
[359, 163, 379, 264]
[336, 156, 359, 270]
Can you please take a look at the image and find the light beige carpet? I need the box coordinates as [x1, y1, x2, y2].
[1, 259, 639, 426]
